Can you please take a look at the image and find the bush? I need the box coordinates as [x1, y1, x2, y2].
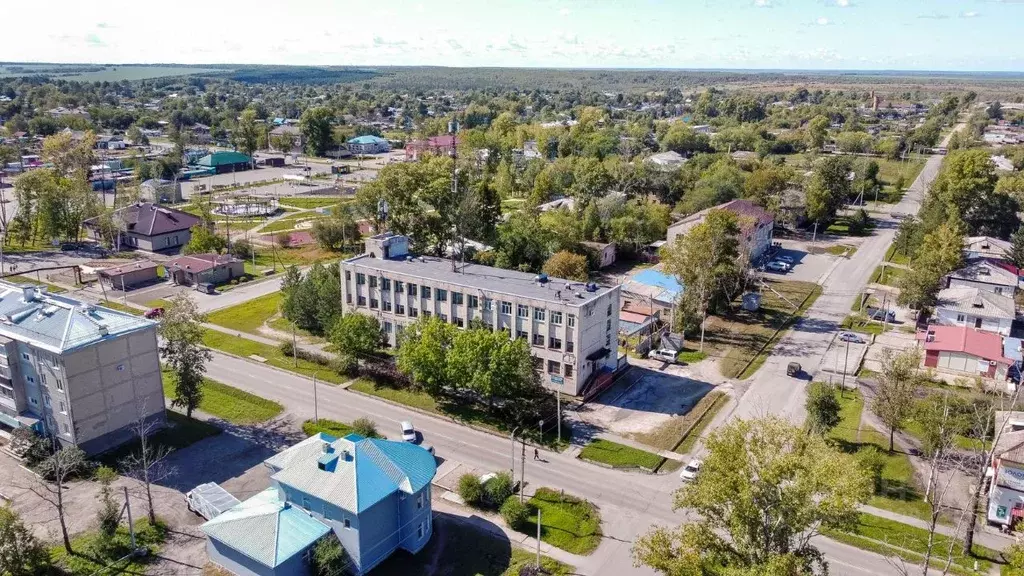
[95, 466, 120, 539]
[312, 533, 347, 576]
[458, 473, 483, 505]
[279, 341, 333, 367]
[500, 497, 529, 530]
[856, 446, 886, 493]
[847, 208, 871, 236]
[279, 340, 296, 357]
[330, 354, 358, 377]
[9, 427, 52, 466]
[351, 417, 378, 438]
[484, 471, 515, 505]
[358, 361, 410, 388]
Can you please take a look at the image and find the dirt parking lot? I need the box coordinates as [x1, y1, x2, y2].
[578, 367, 715, 436]
[765, 239, 849, 284]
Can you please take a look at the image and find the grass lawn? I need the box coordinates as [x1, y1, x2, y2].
[631, 391, 727, 453]
[902, 418, 991, 452]
[262, 212, 323, 233]
[207, 292, 282, 334]
[5, 274, 67, 293]
[99, 299, 142, 315]
[578, 439, 663, 470]
[144, 298, 174, 310]
[267, 315, 327, 343]
[524, 488, 602, 555]
[870, 264, 905, 287]
[162, 370, 282, 424]
[302, 418, 355, 438]
[51, 519, 167, 575]
[278, 197, 345, 209]
[348, 379, 565, 448]
[823, 513, 1001, 575]
[826, 244, 857, 257]
[885, 243, 913, 266]
[97, 410, 221, 467]
[705, 280, 822, 379]
[677, 347, 708, 364]
[369, 515, 572, 576]
[828, 390, 933, 521]
[877, 157, 926, 191]
[841, 314, 886, 336]
[201, 329, 347, 384]
[826, 215, 876, 237]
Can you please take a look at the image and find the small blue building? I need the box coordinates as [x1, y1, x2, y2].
[203, 433, 436, 576]
[347, 135, 390, 155]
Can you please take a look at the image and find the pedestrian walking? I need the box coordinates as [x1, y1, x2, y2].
[534, 448, 539, 461]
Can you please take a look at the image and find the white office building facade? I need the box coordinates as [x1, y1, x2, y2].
[340, 234, 620, 396]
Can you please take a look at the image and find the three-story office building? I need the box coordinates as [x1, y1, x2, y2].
[340, 233, 620, 396]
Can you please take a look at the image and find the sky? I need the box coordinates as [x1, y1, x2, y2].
[5, 0, 1024, 72]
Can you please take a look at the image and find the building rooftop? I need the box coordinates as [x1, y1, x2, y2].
[917, 325, 1011, 363]
[267, 433, 436, 514]
[83, 202, 199, 237]
[166, 254, 241, 274]
[196, 151, 251, 168]
[344, 252, 616, 307]
[949, 259, 1019, 288]
[669, 199, 774, 233]
[936, 286, 1016, 320]
[348, 135, 388, 145]
[0, 282, 155, 353]
[201, 487, 330, 569]
[96, 260, 160, 278]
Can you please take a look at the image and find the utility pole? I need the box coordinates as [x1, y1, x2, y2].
[536, 510, 542, 568]
[123, 486, 136, 550]
[842, 337, 851, 392]
[121, 276, 127, 306]
[510, 427, 519, 479]
[556, 388, 562, 444]
[313, 372, 319, 424]
[519, 439, 526, 504]
[292, 324, 298, 367]
[812, 221, 819, 242]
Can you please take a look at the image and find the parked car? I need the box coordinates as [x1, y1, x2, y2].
[776, 255, 794, 264]
[401, 421, 416, 442]
[680, 459, 702, 481]
[197, 282, 217, 295]
[786, 362, 802, 377]
[838, 332, 864, 343]
[891, 212, 908, 220]
[648, 349, 678, 363]
[766, 261, 789, 273]
[865, 307, 896, 322]
[143, 307, 165, 319]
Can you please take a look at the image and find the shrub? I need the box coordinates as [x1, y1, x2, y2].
[358, 361, 410, 388]
[847, 208, 871, 236]
[312, 533, 347, 576]
[484, 471, 515, 505]
[95, 466, 120, 539]
[330, 354, 358, 377]
[351, 417, 378, 438]
[458, 473, 483, 505]
[856, 446, 886, 492]
[500, 497, 529, 530]
[9, 427, 52, 466]
[279, 341, 295, 357]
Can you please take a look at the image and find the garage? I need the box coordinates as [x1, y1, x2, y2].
[938, 351, 972, 372]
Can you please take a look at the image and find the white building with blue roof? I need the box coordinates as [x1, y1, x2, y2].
[0, 282, 164, 455]
[346, 135, 390, 155]
[204, 431, 437, 576]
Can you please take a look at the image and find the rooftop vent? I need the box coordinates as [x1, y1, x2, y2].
[925, 331, 936, 343]
[20, 286, 35, 302]
[585, 282, 599, 293]
[979, 268, 991, 276]
[6, 305, 40, 324]
[535, 273, 549, 284]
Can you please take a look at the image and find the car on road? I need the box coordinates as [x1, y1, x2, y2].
[776, 255, 794, 264]
[648, 349, 678, 363]
[400, 420, 416, 442]
[680, 459, 702, 481]
[786, 362, 802, 377]
[891, 212, 908, 220]
[865, 307, 896, 322]
[144, 307, 165, 319]
[765, 261, 790, 273]
[838, 332, 864, 343]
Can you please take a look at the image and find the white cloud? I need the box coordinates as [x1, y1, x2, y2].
[816, 16, 831, 25]
[836, 0, 850, 5]
[960, 10, 979, 17]
[559, 7, 570, 16]
[754, 0, 771, 7]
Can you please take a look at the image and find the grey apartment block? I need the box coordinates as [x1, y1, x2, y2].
[0, 282, 163, 455]
[340, 233, 620, 396]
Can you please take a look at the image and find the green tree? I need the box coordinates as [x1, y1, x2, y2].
[311, 211, 360, 252]
[270, 132, 296, 153]
[805, 382, 842, 436]
[447, 329, 538, 411]
[660, 123, 710, 155]
[33, 446, 87, 554]
[0, 506, 50, 576]
[1011, 225, 1024, 268]
[807, 115, 830, 150]
[608, 200, 672, 254]
[126, 125, 149, 146]
[873, 349, 920, 453]
[805, 156, 852, 225]
[680, 160, 746, 215]
[543, 250, 589, 282]
[159, 293, 212, 418]
[633, 417, 870, 576]
[494, 212, 550, 272]
[396, 316, 455, 397]
[300, 106, 335, 157]
[95, 465, 120, 539]
[743, 163, 792, 216]
[234, 108, 262, 160]
[896, 219, 964, 308]
[329, 314, 381, 360]
[311, 533, 348, 576]
[280, 263, 343, 335]
[661, 210, 742, 349]
[182, 224, 226, 255]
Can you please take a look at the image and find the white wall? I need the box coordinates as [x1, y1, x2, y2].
[934, 307, 1012, 336]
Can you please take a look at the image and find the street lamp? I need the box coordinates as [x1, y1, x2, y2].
[312, 371, 320, 424]
[539, 419, 544, 442]
[510, 427, 519, 479]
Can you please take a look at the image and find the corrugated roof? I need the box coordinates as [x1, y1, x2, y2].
[348, 135, 387, 145]
[83, 202, 200, 237]
[269, 433, 436, 514]
[917, 325, 1011, 364]
[949, 260, 1018, 288]
[936, 286, 1016, 320]
[196, 151, 252, 168]
[201, 487, 329, 568]
[0, 282, 155, 353]
[166, 254, 241, 274]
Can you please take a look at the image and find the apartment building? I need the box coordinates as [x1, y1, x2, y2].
[340, 233, 621, 396]
[0, 283, 164, 455]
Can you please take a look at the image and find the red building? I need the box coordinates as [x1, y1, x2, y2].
[917, 325, 1012, 380]
[405, 135, 459, 161]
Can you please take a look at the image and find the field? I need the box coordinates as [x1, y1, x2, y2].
[162, 369, 283, 425]
[206, 292, 282, 334]
[0, 64, 228, 81]
[578, 439, 663, 470]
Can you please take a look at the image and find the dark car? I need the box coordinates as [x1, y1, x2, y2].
[866, 307, 896, 322]
[787, 362, 802, 377]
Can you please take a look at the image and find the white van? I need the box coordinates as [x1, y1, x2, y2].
[648, 349, 678, 364]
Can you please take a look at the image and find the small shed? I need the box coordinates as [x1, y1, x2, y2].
[97, 260, 160, 290]
[195, 151, 253, 174]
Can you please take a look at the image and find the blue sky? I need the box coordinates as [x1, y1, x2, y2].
[5, 0, 1023, 71]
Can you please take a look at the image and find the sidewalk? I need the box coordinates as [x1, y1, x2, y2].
[861, 504, 1015, 553]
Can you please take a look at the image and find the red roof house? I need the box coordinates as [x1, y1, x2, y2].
[917, 325, 1012, 379]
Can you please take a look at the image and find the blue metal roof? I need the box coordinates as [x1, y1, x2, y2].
[631, 269, 684, 300]
[201, 488, 329, 568]
[1005, 337, 1023, 362]
[348, 135, 387, 145]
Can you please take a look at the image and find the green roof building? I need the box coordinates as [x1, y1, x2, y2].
[195, 151, 253, 174]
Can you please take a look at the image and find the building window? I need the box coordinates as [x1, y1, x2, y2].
[468, 295, 478, 308]
[517, 304, 529, 318]
[501, 301, 512, 315]
[565, 364, 573, 378]
[439, 313, 448, 322]
[383, 301, 392, 312]
[409, 308, 418, 318]
[517, 330, 528, 340]
[534, 308, 546, 322]
[606, 319, 612, 331]
[26, 376, 34, 384]
[550, 311, 562, 325]
[357, 296, 367, 306]
[483, 299, 493, 311]
[21, 353, 29, 361]
[395, 281, 404, 293]
[408, 283, 418, 296]
[566, 341, 574, 353]
[384, 322, 393, 333]
[418, 523, 424, 539]
[345, 270, 351, 281]
[396, 304, 406, 315]
[607, 303, 612, 316]
[343, 518, 351, 529]
[606, 334, 611, 347]
[356, 273, 366, 285]
[547, 360, 560, 374]
[452, 292, 463, 305]
[59, 401, 66, 414]
[531, 357, 543, 370]
[549, 337, 562, 350]
[568, 314, 576, 328]
[437, 289, 448, 302]
[370, 299, 379, 310]
[956, 314, 965, 322]
[381, 278, 391, 291]
[417, 492, 423, 509]
[423, 310, 431, 318]
[455, 317, 464, 328]
[533, 334, 545, 347]
[346, 293, 352, 304]
[584, 306, 594, 317]
[369, 276, 378, 288]
[422, 286, 431, 299]
[62, 423, 70, 436]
